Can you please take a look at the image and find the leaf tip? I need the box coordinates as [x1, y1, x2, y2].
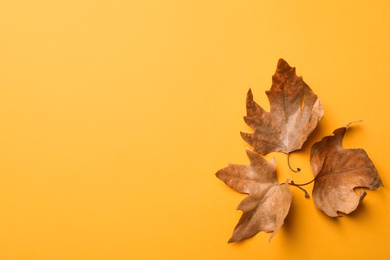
[276, 58, 295, 75]
[227, 234, 244, 244]
[277, 58, 289, 67]
[246, 88, 254, 102]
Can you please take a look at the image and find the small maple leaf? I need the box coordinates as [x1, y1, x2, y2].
[216, 148, 292, 242]
[241, 59, 324, 155]
[310, 123, 383, 217]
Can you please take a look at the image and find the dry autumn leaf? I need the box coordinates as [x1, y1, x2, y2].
[241, 59, 324, 155]
[310, 123, 383, 217]
[216, 148, 292, 242]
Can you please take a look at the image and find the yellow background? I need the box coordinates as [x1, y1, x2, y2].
[1, 0, 389, 259]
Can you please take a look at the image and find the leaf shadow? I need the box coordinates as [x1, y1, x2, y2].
[282, 195, 369, 247]
[280, 197, 299, 235]
[300, 119, 328, 153]
[343, 202, 368, 218]
[281, 197, 340, 242]
[301, 118, 365, 154]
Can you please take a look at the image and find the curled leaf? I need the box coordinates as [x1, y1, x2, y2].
[216, 148, 292, 242]
[241, 59, 324, 155]
[310, 123, 383, 217]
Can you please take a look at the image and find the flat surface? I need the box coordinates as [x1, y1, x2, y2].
[1, 0, 390, 259]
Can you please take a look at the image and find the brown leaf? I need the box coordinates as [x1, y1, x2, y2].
[241, 59, 324, 155]
[310, 123, 383, 217]
[216, 148, 293, 242]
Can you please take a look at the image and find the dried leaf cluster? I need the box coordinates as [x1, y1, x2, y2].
[216, 59, 383, 243]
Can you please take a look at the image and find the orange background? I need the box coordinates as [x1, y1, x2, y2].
[1, 0, 390, 259]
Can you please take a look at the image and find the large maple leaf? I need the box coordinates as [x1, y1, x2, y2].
[310, 123, 383, 217]
[241, 59, 324, 155]
[216, 148, 293, 242]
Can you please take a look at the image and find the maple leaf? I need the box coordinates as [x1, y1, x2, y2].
[216, 148, 292, 242]
[310, 123, 383, 217]
[241, 59, 324, 155]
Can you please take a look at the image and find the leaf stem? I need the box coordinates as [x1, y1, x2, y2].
[290, 178, 315, 187]
[287, 178, 316, 198]
[281, 179, 313, 198]
[287, 153, 301, 173]
[290, 184, 310, 198]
